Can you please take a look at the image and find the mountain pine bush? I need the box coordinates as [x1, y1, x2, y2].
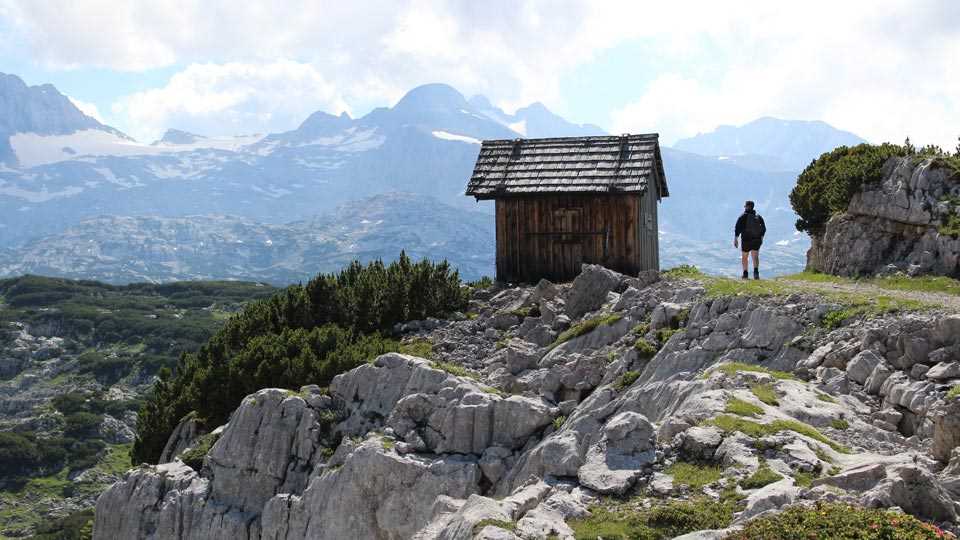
[132, 253, 468, 464]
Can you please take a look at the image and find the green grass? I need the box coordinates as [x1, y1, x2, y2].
[667, 462, 724, 489]
[553, 415, 566, 430]
[398, 338, 434, 359]
[662, 265, 706, 279]
[634, 337, 657, 358]
[707, 362, 798, 381]
[831, 418, 850, 430]
[616, 370, 641, 391]
[553, 313, 623, 347]
[939, 214, 960, 238]
[729, 501, 953, 539]
[703, 415, 850, 454]
[432, 361, 476, 379]
[740, 462, 783, 490]
[750, 384, 779, 406]
[381, 437, 395, 451]
[632, 322, 650, 336]
[569, 497, 738, 540]
[947, 385, 960, 400]
[816, 392, 837, 404]
[793, 471, 816, 487]
[726, 397, 764, 417]
[655, 327, 679, 344]
[474, 519, 516, 534]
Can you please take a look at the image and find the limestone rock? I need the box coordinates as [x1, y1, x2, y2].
[565, 264, 622, 319]
[846, 350, 883, 385]
[932, 398, 960, 463]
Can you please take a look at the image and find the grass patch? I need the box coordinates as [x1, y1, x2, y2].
[474, 519, 516, 534]
[632, 322, 650, 336]
[939, 214, 960, 238]
[708, 362, 798, 381]
[553, 415, 566, 430]
[667, 462, 724, 489]
[381, 437, 395, 451]
[793, 471, 816, 487]
[948, 385, 960, 400]
[616, 370, 641, 391]
[816, 392, 836, 404]
[432, 361, 475, 379]
[553, 313, 623, 347]
[740, 462, 783, 490]
[728, 501, 954, 539]
[662, 265, 706, 279]
[655, 327, 679, 344]
[872, 274, 960, 296]
[726, 397, 764, 418]
[750, 384, 779, 406]
[831, 418, 850, 431]
[398, 338, 434, 359]
[634, 337, 657, 358]
[570, 497, 738, 540]
[703, 415, 849, 454]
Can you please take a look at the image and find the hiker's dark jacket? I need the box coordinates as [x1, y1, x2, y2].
[734, 209, 766, 239]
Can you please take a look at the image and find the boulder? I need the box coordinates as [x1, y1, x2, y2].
[931, 397, 960, 463]
[678, 426, 724, 461]
[846, 350, 883, 385]
[739, 478, 799, 521]
[861, 464, 958, 523]
[927, 361, 960, 380]
[577, 412, 656, 495]
[565, 265, 622, 319]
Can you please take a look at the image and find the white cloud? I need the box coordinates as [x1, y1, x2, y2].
[68, 96, 104, 123]
[111, 61, 350, 141]
[3, 0, 960, 148]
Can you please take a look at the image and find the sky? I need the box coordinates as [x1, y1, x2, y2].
[1, 0, 958, 148]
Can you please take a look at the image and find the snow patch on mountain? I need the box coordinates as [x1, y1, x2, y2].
[431, 130, 481, 144]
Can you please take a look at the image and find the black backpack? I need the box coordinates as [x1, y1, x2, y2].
[744, 213, 763, 238]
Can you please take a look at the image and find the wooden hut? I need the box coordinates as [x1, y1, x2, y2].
[465, 134, 669, 283]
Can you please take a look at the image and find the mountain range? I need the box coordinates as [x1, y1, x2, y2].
[0, 72, 868, 282]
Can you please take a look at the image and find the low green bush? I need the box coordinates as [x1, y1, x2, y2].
[739, 462, 783, 489]
[616, 371, 641, 391]
[790, 143, 909, 233]
[133, 255, 468, 464]
[831, 418, 850, 430]
[948, 385, 960, 400]
[724, 502, 952, 539]
[570, 497, 738, 540]
[178, 432, 222, 471]
[633, 338, 657, 358]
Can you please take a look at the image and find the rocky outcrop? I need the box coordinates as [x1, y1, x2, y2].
[807, 156, 960, 277]
[94, 267, 960, 539]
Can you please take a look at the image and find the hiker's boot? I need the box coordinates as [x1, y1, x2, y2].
[742, 270, 749, 280]
[753, 268, 760, 280]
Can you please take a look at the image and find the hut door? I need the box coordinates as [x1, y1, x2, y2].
[553, 207, 584, 279]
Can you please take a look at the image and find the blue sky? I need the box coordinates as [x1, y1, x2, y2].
[1, 1, 958, 148]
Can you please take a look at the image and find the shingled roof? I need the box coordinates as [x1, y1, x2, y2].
[465, 134, 668, 200]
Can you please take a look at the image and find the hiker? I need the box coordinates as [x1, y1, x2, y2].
[734, 200, 766, 280]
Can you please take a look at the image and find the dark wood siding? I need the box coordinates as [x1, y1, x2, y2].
[495, 194, 658, 283]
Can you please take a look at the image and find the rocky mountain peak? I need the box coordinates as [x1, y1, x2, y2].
[153, 128, 205, 145]
[393, 83, 470, 114]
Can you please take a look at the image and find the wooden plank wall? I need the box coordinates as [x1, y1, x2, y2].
[496, 194, 658, 283]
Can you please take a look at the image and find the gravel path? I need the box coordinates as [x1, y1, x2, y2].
[779, 279, 960, 312]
